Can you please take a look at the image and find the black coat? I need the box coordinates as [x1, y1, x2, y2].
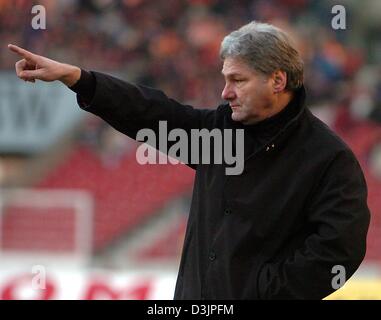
[77, 72, 370, 300]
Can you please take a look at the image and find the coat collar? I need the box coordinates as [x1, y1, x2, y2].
[264, 85, 307, 150]
[265, 85, 307, 144]
[225, 85, 307, 132]
[244, 85, 306, 135]
[225, 85, 308, 169]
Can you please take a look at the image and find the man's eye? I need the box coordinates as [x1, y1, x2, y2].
[234, 79, 244, 83]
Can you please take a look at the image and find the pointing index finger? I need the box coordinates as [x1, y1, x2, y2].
[8, 44, 37, 61]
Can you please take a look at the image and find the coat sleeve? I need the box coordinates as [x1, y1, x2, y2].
[76, 71, 217, 166]
[257, 149, 371, 300]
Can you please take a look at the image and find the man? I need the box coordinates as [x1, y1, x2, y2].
[8, 21, 370, 300]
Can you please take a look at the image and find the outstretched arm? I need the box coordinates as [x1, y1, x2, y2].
[8, 44, 81, 86]
[8, 44, 218, 167]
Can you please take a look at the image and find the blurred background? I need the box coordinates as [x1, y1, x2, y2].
[0, 0, 380, 299]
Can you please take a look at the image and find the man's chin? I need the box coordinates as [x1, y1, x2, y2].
[231, 111, 244, 123]
[231, 112, 261, 125]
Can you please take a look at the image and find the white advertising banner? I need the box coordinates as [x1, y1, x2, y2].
[1, 266, 380, 300]
[0, 267, 177, 300]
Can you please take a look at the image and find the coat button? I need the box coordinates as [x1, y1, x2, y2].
[224, 208, 232, 215]
[209, 251, 216, 261]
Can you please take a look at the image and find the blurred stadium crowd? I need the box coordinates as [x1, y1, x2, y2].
[1, 0, 380, 113]
[0, 0, 381, 269]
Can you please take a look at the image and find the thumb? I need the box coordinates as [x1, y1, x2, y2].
[20, 69, 44, 80]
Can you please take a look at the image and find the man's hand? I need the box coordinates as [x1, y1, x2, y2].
[8, 44, 81, 87]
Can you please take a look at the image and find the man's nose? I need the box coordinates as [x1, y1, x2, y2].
[221, 84, 236, 101]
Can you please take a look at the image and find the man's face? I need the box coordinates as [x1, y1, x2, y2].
[221, 57, 274, 125]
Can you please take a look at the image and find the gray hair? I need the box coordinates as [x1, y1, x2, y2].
[220, 21, 304, 91]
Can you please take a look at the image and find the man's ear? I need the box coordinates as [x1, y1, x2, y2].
[272, 70, 287, 93]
